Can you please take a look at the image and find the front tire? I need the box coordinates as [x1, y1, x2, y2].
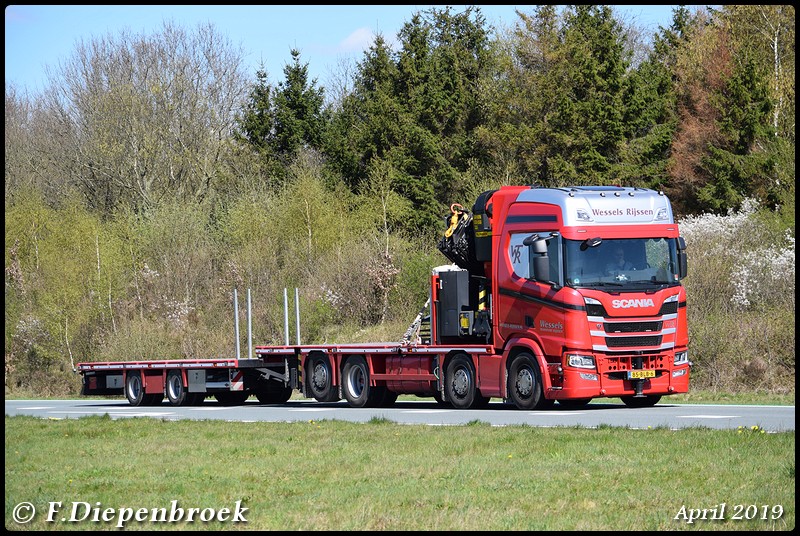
[508, 353, 548, 410]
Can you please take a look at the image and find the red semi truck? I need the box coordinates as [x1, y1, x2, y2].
[77, 185, 691, 410]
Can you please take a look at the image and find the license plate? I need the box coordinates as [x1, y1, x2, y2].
[628, 370, 656, 379]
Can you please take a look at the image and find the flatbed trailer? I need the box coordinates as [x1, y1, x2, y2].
[77, 342, 499, 408]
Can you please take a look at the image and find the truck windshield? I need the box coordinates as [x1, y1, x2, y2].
[564, 237, 680, 288]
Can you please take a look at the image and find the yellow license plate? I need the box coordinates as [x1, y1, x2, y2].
[628, 370, 656, 379]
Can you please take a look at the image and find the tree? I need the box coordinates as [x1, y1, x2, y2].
[272, 49, 328, 161]
[667, 6, 786, 214]
[614, 7, 691, 189]
[698, 56, 774, 211]
[326, 6, 493, 231]
[42, 21, 249, 215]
[721, 5, 794, 142]
[548, 5, 629, 185]
[235, 66, 275, 153]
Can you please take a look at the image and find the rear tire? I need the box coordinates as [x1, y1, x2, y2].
[166, 370, 189, 406]
[342, 355, 380, 408]
[306, 353, 339, 402]
[125, 372, 145, 406]
[445, 354, 479, 409]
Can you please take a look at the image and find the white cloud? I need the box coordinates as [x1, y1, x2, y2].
[338, 27, 375, 53]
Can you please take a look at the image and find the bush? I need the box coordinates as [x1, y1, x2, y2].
[679, 200, 795, 392]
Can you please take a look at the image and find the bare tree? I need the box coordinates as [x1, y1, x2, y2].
[41, 20, 249, 215]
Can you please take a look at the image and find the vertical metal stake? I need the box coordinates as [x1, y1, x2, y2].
[295, 287, 301, 345]
[283, 288, 290, 346]
[247, 288, 253, 359]
[233, 288, 240, 360]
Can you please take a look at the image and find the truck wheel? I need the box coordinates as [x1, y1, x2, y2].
[214, 391, 249, 406]
[125, 372, 145, 406]
[621, 395, 661, 408]
[307, 354, 339, 402]
[166, 370, 189, 406]
[255, 384, 293, 405]
[508, 353, 547, 410]
[445, 354, 480, 409]
[342, 355, 380, 408]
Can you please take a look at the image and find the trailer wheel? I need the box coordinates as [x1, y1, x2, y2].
[342, 355, 380, 408]
[508, 353, 548, 410]
[307, 354, 339, 402]
[254, 384, 293, 405]
[445, 354, 481, 409]
[125, 372, 145, 406]
[166, 370, 189, 406]
[621, 395, 661, 408]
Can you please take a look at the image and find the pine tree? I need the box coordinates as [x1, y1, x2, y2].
[272, 49, 327, 159]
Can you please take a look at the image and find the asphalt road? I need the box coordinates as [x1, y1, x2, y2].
[5, 398, 795, 431]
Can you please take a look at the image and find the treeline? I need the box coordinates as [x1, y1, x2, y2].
[4, 6, 795, 396]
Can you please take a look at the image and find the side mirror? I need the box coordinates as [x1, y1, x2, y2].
[677, 237, 688, 279]
[529, 237, 550, 283]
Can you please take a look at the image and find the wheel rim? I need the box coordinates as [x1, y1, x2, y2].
[452, 367, 469, 398]
[128, 376, 141, 399]
[347, 365, 366, 398]
[312, 361, 328, 391]
[515, 367, 533, 398]
[167, 375, 182, 400]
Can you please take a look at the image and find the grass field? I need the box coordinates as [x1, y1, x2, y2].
[4, 413, 794, 531]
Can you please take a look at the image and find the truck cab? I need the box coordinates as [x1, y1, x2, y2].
[434, 185, 690, 408]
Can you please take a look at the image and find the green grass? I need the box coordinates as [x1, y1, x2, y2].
[5, 415, 794, 531]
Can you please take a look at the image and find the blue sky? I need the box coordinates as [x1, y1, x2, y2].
[5, 5, 683, 94]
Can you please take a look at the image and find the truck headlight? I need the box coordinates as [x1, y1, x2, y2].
[674, 351, 689, 365]
[566, 354, 596, 369]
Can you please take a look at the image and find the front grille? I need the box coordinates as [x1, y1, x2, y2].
[605, 335, 662, 348]
[604, 321, 662, 333]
